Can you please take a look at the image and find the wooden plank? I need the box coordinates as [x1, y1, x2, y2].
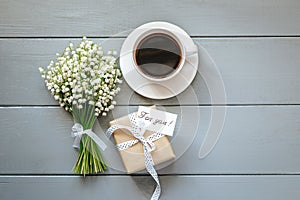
[1, 175, 300, 200]
[0, 106, 299, 174]
[0, 38, 299, 105]
[1, 0, 300, 36]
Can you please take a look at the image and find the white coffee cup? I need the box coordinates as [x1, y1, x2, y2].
[133, 28, 197, 82]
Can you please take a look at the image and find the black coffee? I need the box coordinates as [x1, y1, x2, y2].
[135, 33, 181, 79]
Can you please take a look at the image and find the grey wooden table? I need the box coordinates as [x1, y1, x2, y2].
[1, 0, 300, 199]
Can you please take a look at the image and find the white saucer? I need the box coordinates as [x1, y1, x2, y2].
[120, 21, 198, 99]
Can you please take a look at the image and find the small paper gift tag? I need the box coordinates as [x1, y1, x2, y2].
[137, 106, 177, 136]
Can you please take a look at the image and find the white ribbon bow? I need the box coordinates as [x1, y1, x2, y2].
[71, 123, 107, 151]
[106, 113, 164, 200]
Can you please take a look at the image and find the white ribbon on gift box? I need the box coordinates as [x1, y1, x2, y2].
[71, 123, 107, 151]
[106, 113, 165, 200]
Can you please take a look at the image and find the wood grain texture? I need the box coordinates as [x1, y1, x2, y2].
[1, 0, 300, 37]
[1, 106, 299, 174]
[1, 175, 300, 200]
[0, 38, 299, 105]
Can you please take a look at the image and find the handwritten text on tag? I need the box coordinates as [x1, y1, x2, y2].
[137, 106, 177, 136]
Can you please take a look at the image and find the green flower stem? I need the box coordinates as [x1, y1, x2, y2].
[72, 103, 107, 175]
[73, 135, 106, 175]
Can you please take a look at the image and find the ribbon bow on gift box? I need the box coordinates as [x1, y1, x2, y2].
[106, 113, 165, 200]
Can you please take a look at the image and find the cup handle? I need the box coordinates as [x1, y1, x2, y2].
[185, 44, 198, 57]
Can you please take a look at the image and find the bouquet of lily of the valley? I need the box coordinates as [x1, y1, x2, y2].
[39, 37, 122, 175]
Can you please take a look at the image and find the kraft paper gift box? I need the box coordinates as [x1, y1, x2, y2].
[109, 111, 176, 173]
